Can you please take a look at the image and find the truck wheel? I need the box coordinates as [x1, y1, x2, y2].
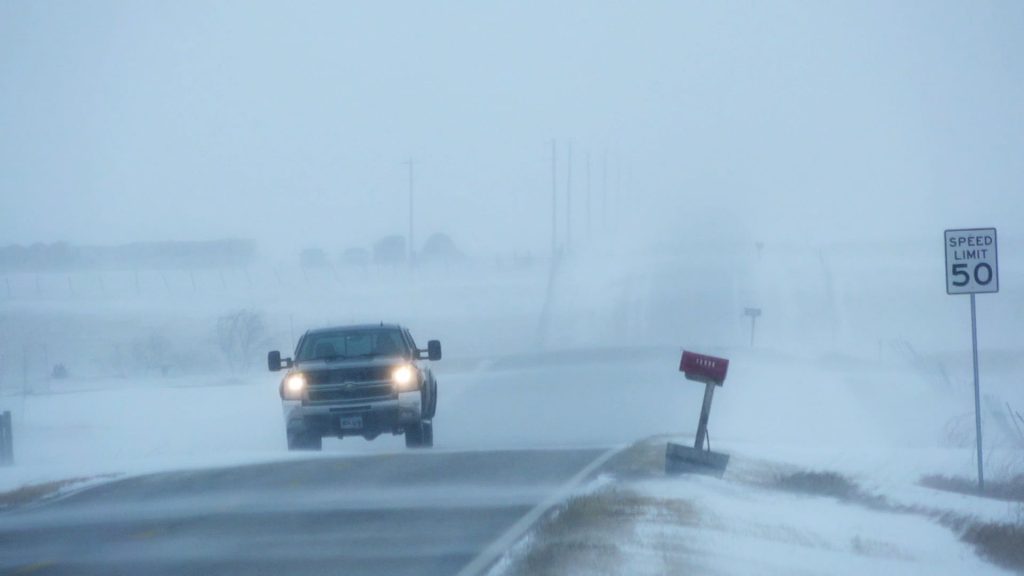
[422, 421, 434, 448]
[287, 431, 322, 451]
[404, 423, 423, 448]
[426, 381, 438, 420]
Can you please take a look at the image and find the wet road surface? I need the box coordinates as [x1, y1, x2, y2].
[0, 448, 609, 576]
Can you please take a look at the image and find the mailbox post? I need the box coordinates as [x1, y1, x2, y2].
[666, 351, 730, 475]
[0, 411, 12, 466]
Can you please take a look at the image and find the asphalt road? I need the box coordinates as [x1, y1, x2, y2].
[0, 448, 609, 576]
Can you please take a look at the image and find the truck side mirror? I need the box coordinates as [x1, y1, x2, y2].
[427, 340, 442, 361]
[268, 350, 282, 372]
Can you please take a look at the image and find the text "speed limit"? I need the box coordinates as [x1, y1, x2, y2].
[945, 228, 999, 295]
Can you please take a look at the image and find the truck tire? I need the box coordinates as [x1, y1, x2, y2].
[405, 422, 427, 449]
[425, 380, 438, 420]
[418, 378, 438, 420]
[422, 421, 434, 448]
[287, 431, 322, 451]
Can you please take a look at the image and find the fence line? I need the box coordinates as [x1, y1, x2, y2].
[0, 260, 547, 301]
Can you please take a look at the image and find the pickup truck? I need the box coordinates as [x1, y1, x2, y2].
[267, 323, 440, 450]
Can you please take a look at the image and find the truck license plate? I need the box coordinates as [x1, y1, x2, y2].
[339, 416, 363, 430]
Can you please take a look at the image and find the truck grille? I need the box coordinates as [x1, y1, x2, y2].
[306, 366, 392, 385]
[307, 383, 394, 403]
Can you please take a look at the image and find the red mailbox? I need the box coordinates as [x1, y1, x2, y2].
[679, 351, 729, 386]
[667, 350, 732, 475]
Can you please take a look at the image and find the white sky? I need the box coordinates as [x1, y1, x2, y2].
[1, 1, 1022, 256]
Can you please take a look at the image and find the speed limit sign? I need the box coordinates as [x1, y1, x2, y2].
[945, 228, 999, 294]
[944, 226, 999, 492]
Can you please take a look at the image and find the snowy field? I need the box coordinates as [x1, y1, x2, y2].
[490, 464, 1019, 576]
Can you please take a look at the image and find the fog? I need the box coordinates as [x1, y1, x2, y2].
[2, 0, 1023, 436]
[2, 1, 1023, 255]
[0, 4, 1023, 573]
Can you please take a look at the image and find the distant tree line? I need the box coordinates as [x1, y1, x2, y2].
[0, 239, 256, 271]
[301, 233, 464, 269]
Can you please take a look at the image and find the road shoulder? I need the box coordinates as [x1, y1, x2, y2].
[489, 438, 1020, 576]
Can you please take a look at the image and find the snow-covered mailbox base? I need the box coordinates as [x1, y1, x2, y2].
[666, 351, 730, 476]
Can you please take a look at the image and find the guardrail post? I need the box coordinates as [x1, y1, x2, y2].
[0, 411, 13, 466]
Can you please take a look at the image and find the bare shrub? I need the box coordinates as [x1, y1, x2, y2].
[131, 331, 172, 376]
[774, 471, 859, 499]
[957, 518, 1024, 572]
[216, 309, 268, 372]
[942, 413, 976, 448]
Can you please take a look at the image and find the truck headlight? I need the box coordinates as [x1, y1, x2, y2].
[392, 365, 416, 390]
[282, 373, 307, 399]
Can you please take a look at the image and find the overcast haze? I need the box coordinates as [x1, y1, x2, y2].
[2, 1, 1022, 255]
[2, 4, 1024, 574]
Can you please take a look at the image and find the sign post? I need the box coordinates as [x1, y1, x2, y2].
[743, 307, 762, 348]
[944, 228, 999, 491]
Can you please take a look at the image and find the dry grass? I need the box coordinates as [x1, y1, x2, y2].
[932, 511, 1024, 573]
[505, 488, 699, 576]
[960, 520, 1024, 572]
[850, 535, 913, 561]
[773, 470, 859, 499]
[504, 439, 1024, 574]
[601, 436, 668, 480]
[920, 474, 1024, 503]
[768, 470, 888, 509]
[761, 468, 1024, 572]
[918, 474, 1024, 572]
[517, 537, 621, 576]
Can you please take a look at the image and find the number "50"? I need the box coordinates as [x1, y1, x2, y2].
[952, 262, 994, 287]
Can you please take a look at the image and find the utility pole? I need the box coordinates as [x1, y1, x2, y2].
[566, 142, 573, 253]
[601, 151, 608, 234]
[405, 158, 414, 265]
[550, 140, 557, 258]
[586, 151, 592, 245]
[614, 154, 621, 226]
[21, 343, 28, 392]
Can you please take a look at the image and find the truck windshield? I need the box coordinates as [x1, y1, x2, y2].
[298, 329, 407, 361]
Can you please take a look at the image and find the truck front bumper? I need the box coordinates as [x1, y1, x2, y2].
[282, 391, 422, 438]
